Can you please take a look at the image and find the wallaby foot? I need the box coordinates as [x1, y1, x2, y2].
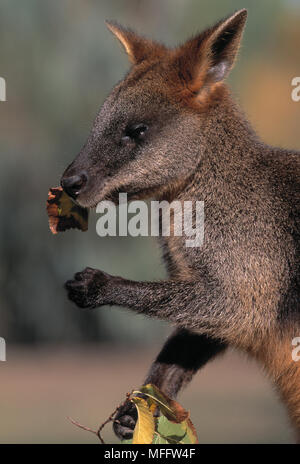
[113, 399, 138, 440]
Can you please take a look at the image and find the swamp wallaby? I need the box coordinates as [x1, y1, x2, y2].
[61, 9, 300, 441]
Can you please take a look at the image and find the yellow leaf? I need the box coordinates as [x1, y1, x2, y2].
[131, 397, 155, 444]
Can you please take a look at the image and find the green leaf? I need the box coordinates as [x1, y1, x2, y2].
[156, 415, 188, 444]
[152, 432, 168, 444]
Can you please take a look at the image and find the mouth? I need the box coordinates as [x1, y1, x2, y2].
[107, 189, 147, 204]
[74, 186, 156, 210]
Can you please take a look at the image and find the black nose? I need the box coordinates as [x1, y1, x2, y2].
[61, 173, 87, 199]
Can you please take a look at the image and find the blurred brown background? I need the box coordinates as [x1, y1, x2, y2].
[0, 0, 299, 443]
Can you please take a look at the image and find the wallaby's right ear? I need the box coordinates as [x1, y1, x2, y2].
[173, 9, 247, 93]
[106, 21, 166, 65]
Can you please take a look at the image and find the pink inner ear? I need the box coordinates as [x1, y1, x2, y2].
[171, 9, 247, 92]
[207, 61, 229, 83]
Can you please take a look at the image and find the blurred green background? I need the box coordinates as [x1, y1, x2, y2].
[0, 0, 299, 443]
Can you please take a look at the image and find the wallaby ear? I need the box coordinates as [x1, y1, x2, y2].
[173, 9, 247, 93]
[106, 21, 166, 65]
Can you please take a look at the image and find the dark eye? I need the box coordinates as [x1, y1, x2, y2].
[124, 123, 148, 142]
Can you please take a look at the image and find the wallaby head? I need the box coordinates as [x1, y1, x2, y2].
[61, 9, 247, 207]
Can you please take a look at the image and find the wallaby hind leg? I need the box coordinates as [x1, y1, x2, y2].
[113, 329, 227, 440]
[144, 329, 227, 398]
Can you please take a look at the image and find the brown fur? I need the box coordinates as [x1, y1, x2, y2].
[255, 331, 300, 441]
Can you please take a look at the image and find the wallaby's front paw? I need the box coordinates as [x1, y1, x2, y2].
[113, 400, 138, 441]
[65, 267, 111, 308]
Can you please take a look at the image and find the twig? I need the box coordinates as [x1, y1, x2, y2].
[68, 390, 134, 444]
[96, 406, 121, 443]
[68, 417, 98, 436]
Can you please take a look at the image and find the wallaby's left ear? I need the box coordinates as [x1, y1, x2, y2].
[205, 9, 247, 82]
[174, 9, 247, 92]
[106, 21, 167, 65]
